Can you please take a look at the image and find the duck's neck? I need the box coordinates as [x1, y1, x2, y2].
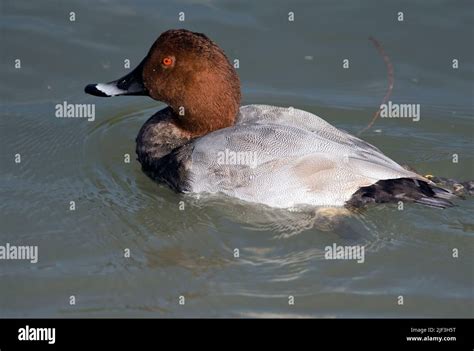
[172, 108, 232, 138]
[168, 81, 241, 138]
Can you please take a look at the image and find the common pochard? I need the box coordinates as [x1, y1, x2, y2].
[85, 29, 453, 209]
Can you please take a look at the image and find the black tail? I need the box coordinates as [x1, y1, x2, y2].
[346, 178, 455, 209]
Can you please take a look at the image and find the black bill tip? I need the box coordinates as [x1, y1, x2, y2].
[85, 84, 110, 97]
[84, 59, 148, 97]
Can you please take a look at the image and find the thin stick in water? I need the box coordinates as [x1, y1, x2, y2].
[358, 36, 394, 135]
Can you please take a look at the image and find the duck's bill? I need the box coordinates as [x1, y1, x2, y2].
[84, 61, 148, 97]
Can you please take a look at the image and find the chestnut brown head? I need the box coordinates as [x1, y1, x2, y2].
[85, 29, 241, 136]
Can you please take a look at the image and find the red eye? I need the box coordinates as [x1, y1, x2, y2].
[162, 57, 173, 66]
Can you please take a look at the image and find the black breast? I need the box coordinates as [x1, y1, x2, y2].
[135, 107, 194, 192]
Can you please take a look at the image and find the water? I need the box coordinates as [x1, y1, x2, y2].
[1, 0, 473, 317]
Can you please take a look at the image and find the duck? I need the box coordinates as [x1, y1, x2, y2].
[85, 29, 454, 209]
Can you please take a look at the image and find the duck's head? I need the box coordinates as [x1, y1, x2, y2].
[85, 29, 241, 136]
